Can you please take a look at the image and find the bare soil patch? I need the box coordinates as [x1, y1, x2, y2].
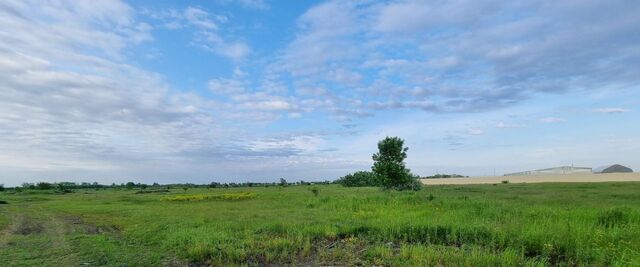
[12, 215, 44, 235]
[63, 216, 120, 235]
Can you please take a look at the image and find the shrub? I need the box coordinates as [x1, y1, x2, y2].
[337, 171, 380, 187]
[501, 180, 510, 184]
[390, 175, 423, 191]
[0, 200, 8, 204]
[0, 184, 4, 191]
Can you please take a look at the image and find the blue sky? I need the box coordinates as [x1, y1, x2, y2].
[0, 0, 638, 186]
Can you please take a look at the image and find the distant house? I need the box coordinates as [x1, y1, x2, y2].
[595, 164, 633, 173]
[504, 166, 592, 176]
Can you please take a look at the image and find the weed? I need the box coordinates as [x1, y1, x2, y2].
[426, 194, 435, 201]
[310, 187, 320, 197]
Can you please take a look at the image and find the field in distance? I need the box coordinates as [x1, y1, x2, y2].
[1, 182, 639, 266]
[422, 172, 640, 185]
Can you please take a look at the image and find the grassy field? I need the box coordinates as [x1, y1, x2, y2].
[1, 183, 639, 266]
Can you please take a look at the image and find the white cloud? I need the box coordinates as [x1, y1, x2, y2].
[208, 78, 246, 95]
[540, 117, 565, 123]
[210, 41, 251, 60]
[466, 128, 485, 135]
[144, 6, 250, 60]
[270, 0, 640, 121]
[184, 6, 219, 30]
[240, 100, 292, 111]
[495, 122, 526, 129]
[0, 0, 332, 186]
[218, 0, 269, 10]
[592, 108, 630, 114]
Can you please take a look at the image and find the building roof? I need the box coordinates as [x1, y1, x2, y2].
[599, 164, 633, 173]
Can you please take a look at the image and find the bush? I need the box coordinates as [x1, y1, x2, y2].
[0, 184, 4, 191]
[501, 180, 509, 184]
[389, 175, 423, 191]
[337, 171, 380, 187]
[0, 200, 8, 204]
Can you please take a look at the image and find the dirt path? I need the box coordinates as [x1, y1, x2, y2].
[421, 173, 640, 185]
[0, 207, 82, 266]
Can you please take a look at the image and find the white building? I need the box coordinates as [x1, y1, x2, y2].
[504, 166, 592, 176]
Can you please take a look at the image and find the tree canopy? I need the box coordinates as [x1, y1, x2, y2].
[372, 137, 422, 190]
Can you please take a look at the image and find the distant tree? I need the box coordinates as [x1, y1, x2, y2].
[125, 182, 135, 190]
[152, 182, 159, 187]
[279, 178, 288, 187]
[36, 182, 53, 190]
[140, 184, 148, 190]
[22, 183, 35, 190]
[372, 137, 422, 190]
[0, 184, 4, 191]
[183, 187, 188, 192]
[337, 171, 379, 187]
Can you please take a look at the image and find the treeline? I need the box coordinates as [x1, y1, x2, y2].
[2, 179, 335, 192]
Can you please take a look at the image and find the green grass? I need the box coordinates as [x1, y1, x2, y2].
[1, 183, 639, 266]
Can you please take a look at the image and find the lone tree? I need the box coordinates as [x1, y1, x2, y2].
[372, 137, 422, 190]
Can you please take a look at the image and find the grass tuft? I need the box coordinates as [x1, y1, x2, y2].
[597, 208, 629, 228]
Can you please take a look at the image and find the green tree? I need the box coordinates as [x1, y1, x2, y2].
[36, 182, 53, 190]
[372, 137, 422, 190]
[125, 182, 135, 190]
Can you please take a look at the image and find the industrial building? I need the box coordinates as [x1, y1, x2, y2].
[595, 164, 633, 173]
[504, 166, 592, 176]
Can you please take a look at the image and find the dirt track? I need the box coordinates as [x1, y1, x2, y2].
[421, 173, 640, 185]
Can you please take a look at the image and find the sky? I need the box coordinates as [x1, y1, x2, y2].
[0, 0, 639, 186]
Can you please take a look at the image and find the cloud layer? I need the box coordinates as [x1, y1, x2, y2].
[0, 0, 638, 185]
